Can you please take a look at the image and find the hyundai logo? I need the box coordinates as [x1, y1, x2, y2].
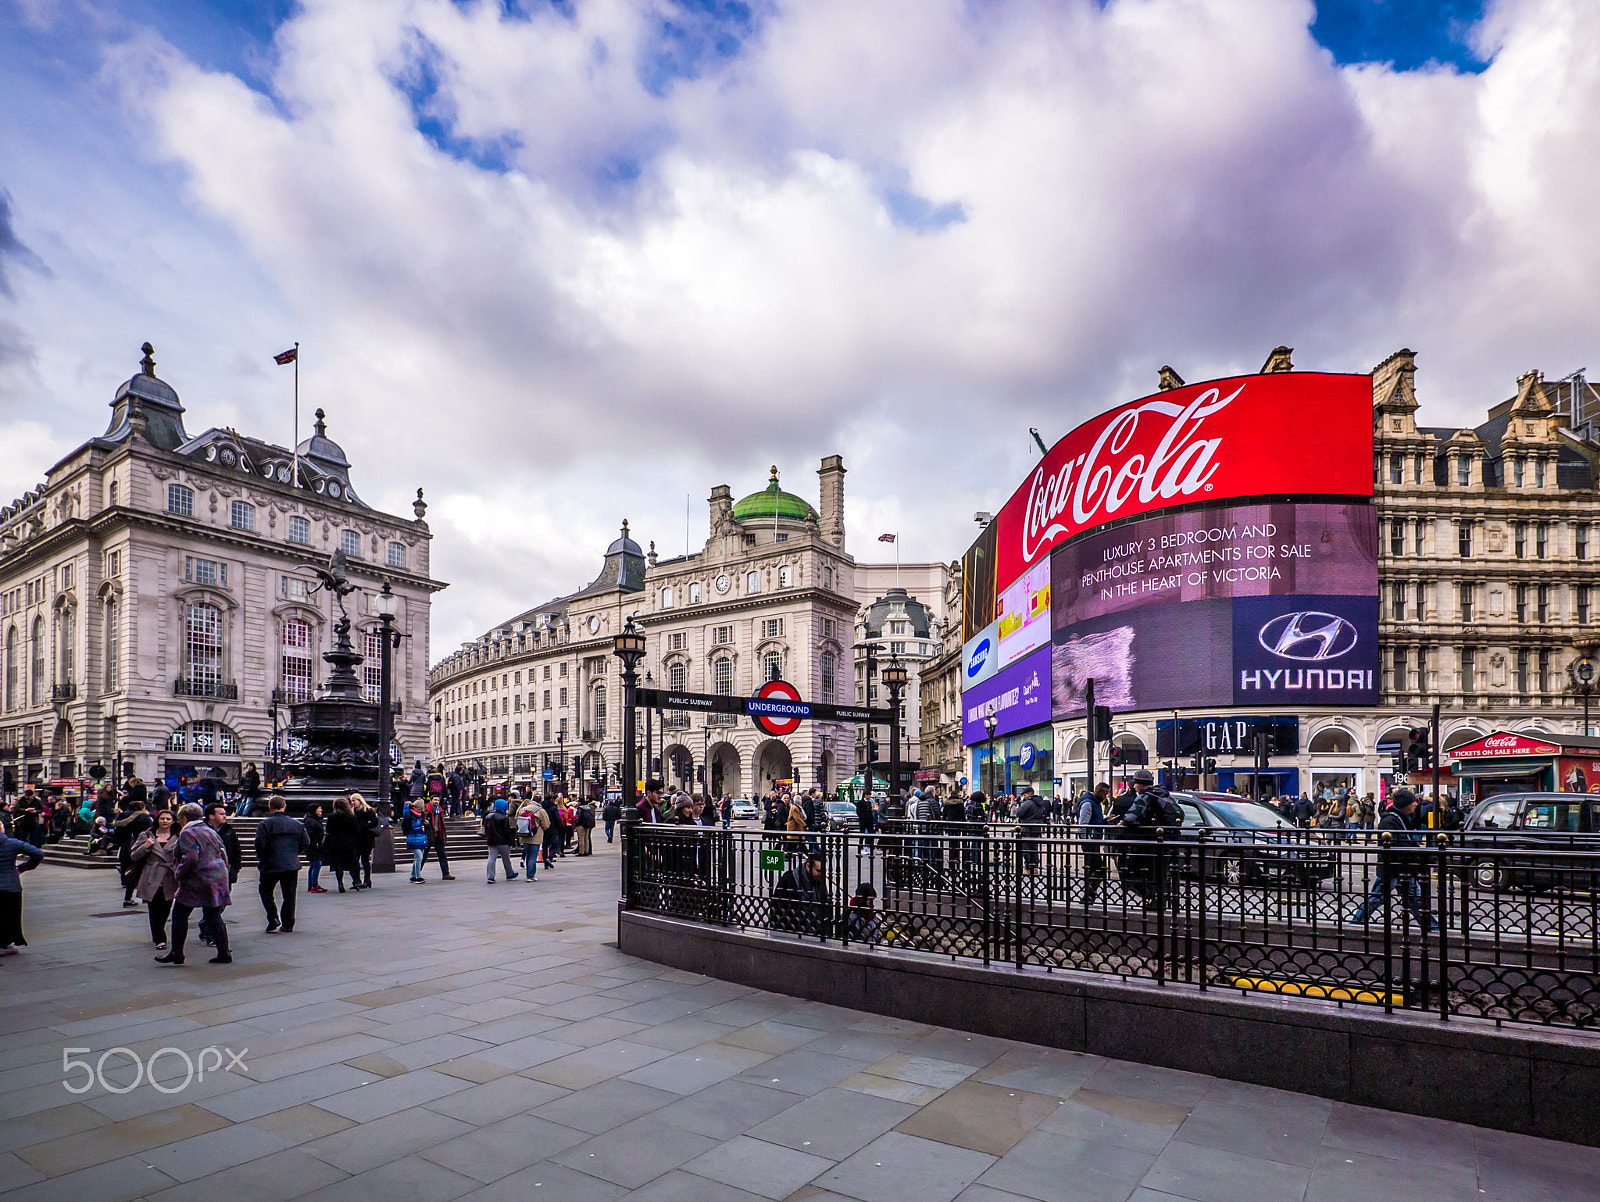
[1258, 612, 1358, 661]
[966, 638, 992, 679]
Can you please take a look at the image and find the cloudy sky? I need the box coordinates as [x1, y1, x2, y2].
[3, 0, 1596, 656]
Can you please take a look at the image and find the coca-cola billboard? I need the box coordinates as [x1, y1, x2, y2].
[991, 373, 1372, 595]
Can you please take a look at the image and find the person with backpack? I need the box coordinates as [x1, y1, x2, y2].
[576, 800, 596, 854]
[423, 793, 456, 880]
[402, 798, 431, 883]
[517, 795, 549, 879]
[1015, 786, 1049, 878]
[1117, 769, 1182, 906]
[483, 794, 518, 882]
[602, 797, 621, 842]
[1076, 782, 1110, 906]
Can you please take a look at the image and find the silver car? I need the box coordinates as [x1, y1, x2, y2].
[730, 798, 759, 821]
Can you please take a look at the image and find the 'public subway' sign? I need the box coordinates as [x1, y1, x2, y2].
[990, 373, 1373, 593]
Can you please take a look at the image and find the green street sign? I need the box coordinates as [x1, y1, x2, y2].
[759, 849, 784, 873]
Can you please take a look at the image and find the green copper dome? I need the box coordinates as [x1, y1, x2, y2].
[731, 466, 819, 523]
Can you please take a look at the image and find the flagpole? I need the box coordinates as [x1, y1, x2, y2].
[292, 342, 300, 487]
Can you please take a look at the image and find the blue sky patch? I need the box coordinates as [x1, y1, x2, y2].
[883, 186, 966, 235]
[1310, 0, 1489, 72]
[638, 0, 759, 98]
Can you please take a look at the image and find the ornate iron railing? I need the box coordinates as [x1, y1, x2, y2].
[621, 825, 1600, 1032]
[173, 678, 238, 700]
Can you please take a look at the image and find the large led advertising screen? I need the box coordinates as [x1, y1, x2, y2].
[988, 372, 1372, 595]
[1050, 501, 1379, 714]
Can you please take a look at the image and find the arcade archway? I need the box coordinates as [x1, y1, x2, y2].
[754, 739, 793, 796]
[711, 742, 741, 798]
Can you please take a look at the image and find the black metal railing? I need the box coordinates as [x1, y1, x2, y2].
[622, 825, 1600, 1032]
[51, 682, 76, 702]
[173, 678, 239, 700]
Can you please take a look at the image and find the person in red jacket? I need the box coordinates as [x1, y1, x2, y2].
[423, 795, 455, 880]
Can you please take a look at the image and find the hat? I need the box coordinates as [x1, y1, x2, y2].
[1131, 768, 1155, 785]
[1390, 787, 1419, 807]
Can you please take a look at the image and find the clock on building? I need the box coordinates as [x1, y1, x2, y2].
[587, 614, 601, 634]
[715, 574, 730, 594]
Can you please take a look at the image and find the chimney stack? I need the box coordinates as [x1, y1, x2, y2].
[817, 455, 846, 550]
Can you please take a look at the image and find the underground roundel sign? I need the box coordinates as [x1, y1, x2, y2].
[750, 679, 808, 736]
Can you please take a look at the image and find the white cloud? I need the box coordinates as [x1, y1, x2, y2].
[3, 0, 1599, 655]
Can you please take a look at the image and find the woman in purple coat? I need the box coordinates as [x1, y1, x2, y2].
[156, 803, 232, 965]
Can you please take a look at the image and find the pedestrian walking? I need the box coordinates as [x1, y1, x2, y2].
[352, 795, 379, 888]
[237, 762, 261, 816]
[255, 796, 309, 933]
[113, 799, 152, 907]
[324, 797, 362, 893]
[157, 803, 233, 965]
[517, 795, 549, 879]
[0, 829, 44, 956]
[1349, 788, 1436, 931]
[303, 802, 327, 892]
[484, 801, 518, 882]
[602, 797, 621, 842]
[423, 793, 455, 879]
[402, 798, 431, 883]
[576, 800, 595, 855]
[129, 809, 180, 948]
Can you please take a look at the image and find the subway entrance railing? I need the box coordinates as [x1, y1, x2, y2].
[621, 824, 1600, 1031]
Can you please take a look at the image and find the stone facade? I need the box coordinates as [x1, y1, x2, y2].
[428, 461, 861, 798]
[918, 560, 965, 782]
[0, 345, 443, 793]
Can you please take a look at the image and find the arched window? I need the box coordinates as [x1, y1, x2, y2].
[746, 571, 760, 594]
[31, 616, 45, 704]
[281, 617, 314, 702]
[661, 586, 674, 609]
[184, 603, 222, 693]
[713, 657, 734, 695]
[104, 600, 119, 691]
[1308, 727, 1358, 754]
[57, 608, 74, 686]
[762, 649, 783, 683]
[778, 566, 792, 588]
[820, 651, 836, 704]
[230, 500, 255, 531]
[340, 529, 362, 558]
[593, 686, 607, 737]
[669, 662, 687, 692]
[4, 626, 15, 710]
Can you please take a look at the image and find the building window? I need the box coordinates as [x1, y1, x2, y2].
[281, 618, 314, 702]
[289, 515, 310, 544]
[1461, 647, 1477, 692]
[108, 480, 118, 507]
[1516, 584, 1527, 623]
[1389, 454, 1403, 485]
[1413, 455, 1424, 484]
[1580, 585, 1591, 624]
[593, 686, 606, 738]
[1537, 523, 1548, 559]
[824, 566, 835, 590]
[559, 687, 567, 707]
[105, 549, 121, 578]
[669, 662, 687, 691]
[543, 720, 551, 741]
[4, 626, 15, 711]
[185, 603, 222, 693]
[542, 689, 550, 708]
[891, 641, 906, 654]
[1390, 522, 1404, 556]
[1537, 585, 1549, 623]
[1538, 649, 1551, 694]
[1391, 582, 1405, 621]
[1516, 649, 1529, 694]
[1459, 584, 1473, 623]
[514, 723, 521, 744]
[822, 618, 835, 638]
[185, 557, 226, 587]
[559, 663, 568, 677]
[387, 541, 406, 568]
[1457, 456, 1471, 487]
[60, 563, 73, 591]
[1391, 646, 1407, 692]
[762, 650, 783, 682]
[362, 629, 382, 702]
[558, 717, 568, 738]
[714, 625, 733, 645]
[746, 571, 760, 594]
[104, 599, 119, 691]
[821, 650, 836, 704]
[762, 618, 784, 638]
[167, 484, 193, 516]
[778, 566, 792, 588]
[1414, 520, 1425, 555]
[341, 529, 361, 558]
[57, 608, 73, 685]
[230, 500, 255, 532]
[1536, 458, 1546, 487]
[668, 632, 686, 651]
[713, 658, 734, 695]
[689, 582, 701, 604]
[1579, 524, 1589, 561]
[1513, 458, 1524, 486]
[1458, 522, 1472, 558]
[1514, 523, 1526, 558]
[661, 586, 674, 609]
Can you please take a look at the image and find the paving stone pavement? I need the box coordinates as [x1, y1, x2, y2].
[4, 834, 1600, 1202]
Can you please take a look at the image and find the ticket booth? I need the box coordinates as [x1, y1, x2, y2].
[1448, 731, 1600, 802]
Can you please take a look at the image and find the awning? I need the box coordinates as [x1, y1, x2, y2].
[1449, 759, 1553, 780]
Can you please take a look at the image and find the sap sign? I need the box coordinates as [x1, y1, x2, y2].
[962, 618, 1002, 689]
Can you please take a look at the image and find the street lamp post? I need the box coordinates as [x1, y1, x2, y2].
[556, 729, 566, 799]
[702, 724, 712, 795]
[882, 658, 909, 817]
[1576, 657, 1597, 737]
[612, 617, 647, 820]
[373, 584, 399, 817]
[984, 710, 999, 798]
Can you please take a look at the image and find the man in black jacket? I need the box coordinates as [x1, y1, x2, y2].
[772, 852, 831, 936]
[113, 801, 152, 907]
[1015, 786, 1049, 877]
[254, 796, 310, 933]
[1349, 789, 1435, 930]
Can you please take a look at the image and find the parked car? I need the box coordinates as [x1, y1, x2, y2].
[1456, 792, 1600, 891]
[730, 798, 759, 821]
[825, 801, 861, 832]
[1162, 791, 1338, 886]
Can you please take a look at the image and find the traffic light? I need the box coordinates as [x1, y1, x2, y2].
[696, 766, 706, 785]
[1092, 705, 1114, 741]
[1107, 746, 1123, 767]
[867, 735, 881, 763]
[1404, 727, 1432, 772]
[1204, 757, 1217, 775]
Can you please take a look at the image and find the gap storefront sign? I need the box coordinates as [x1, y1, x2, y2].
[962, 645, 1051, 745]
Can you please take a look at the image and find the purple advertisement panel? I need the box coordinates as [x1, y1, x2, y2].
[1051, 601, 1234, 716]
[1052, 502, 1377, 628]
[962, 646, 1052, 745]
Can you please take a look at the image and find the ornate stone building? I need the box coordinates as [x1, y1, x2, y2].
[428, 460, 862, 798]
[0, 344, 443, 793]
[917, 560, 965, 784]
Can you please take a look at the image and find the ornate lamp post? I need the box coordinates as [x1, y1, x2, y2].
[882, 658, 909, 817]
[984, 709, 999, 798]
[1574, 655, 1597, 737]
[612, 616, 647, 819]
[373, 583, 400, 816]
